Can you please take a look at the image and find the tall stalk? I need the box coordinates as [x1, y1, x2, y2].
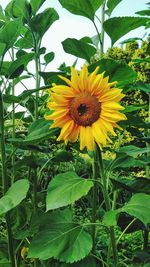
[11, 48, 15, 184]
[0, 90, 16, 267]
[92, 148, 99, 252]
[100, 0, 105, 58]
[96, 144, 118, 266]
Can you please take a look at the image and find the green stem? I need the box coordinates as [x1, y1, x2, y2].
[0, 91, 16, 267]
[96, 144, 118, 266]
[91, 148, 99, 252]
[33, 168, 38, 213]
[117, 218, 136, 245]
[100, 0, 106, 58]
[11, 48, 15, 184]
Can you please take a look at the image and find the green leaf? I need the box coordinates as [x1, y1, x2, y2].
[128, 82, 150, 94]
[28, 209, 92, 263]
[12, 0, 31, 20]
[62, 38, 96, 62]
[116, 145, 150, 157]
[111, 177, 150, 194]
[0, 19, 22, 53]
[46, 171, 93, 210]
[136, 10, 150, 16]
[0, 5, 6, 21]
[124, 104, 148, 113]
[120, 37, 143, 44]
[132, 57, 150, 64]
[39, 71, 65, 86]
[15, 30, 33, 49]
[89, 58, 137, 87]
[0, 179, 29, 216]
[60, 256, 96, 267]
[0, 42, 6, 58]
[59, 0, 104, 21]
[30, 0, 46, 14]
[103, 210, 118, 226]
[8, 53, 34, 79]
[103, 17, 149, 45]
[44, 52, 55, 66]
[122, 193, 150, 226]
[3, 94, 20, 103]
[108, 155, 150, 170]
[31, 8, 59, 38]
[103, 193, 150, 226]
[106, 0, 122, 16]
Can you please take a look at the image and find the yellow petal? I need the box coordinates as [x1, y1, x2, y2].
[92, 121, 107, 145]
[45, 109, 68, 120]
[101, 102, 125, 111]
[57, 120, 75, 141]
[79, 65, 88, 91]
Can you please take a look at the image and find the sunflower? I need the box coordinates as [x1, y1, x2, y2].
[45, 65, 127, 151]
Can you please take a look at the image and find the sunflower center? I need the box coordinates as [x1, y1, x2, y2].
[69, 93, 101, 126]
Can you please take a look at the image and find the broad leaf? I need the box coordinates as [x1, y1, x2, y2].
[108, 155, 150, 170]
[0, 179, 29, 216]
[89, 58, 137, 87]
[30, 0, 46, 14]
[103, 193, 150, 226]
[103, 17, 149, 45]
[62, 38, 96, 62]
[28, 209, 92, 263]
[0, 19, 21, 53]
[116, 145, 150, 157]
[8, 53, 34, 79]
[46, 171, 93, 210]
[122, 193, 150, 226]
[31, 8, 59, 38]
[111, 177, 150, 194]
[124, 104, 148, 113]
[106, 0, 122, 16]
[11, 0, 31, 20]
[136, 10, 150, 16]
[59, 0, 104, 21]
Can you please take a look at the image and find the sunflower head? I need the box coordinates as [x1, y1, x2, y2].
[45, 65, 127, 151]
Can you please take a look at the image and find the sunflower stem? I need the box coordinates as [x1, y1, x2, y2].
[92, 148, 99, 252]
[96, 144, 118, 266]
[11, 47, 15, 184]
[100, 0, 106, 58]
[0, 90, 16, 267]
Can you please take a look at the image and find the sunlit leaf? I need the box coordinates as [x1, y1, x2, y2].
[28, 209, 92, 263]
[30, 0, 46, 14]
[59, 0, 104, 21]
[0, 19, 22, 53]
[0, 180, 29, 216]
[30, 8, 59, 38]
[46, 171, 93, 210]
[106, 0, 122, 16]
[103, 17, 149, 45]
[44, 52, 55, 66]
[62, 38, 96, 62]
[0, 42, 6, 58]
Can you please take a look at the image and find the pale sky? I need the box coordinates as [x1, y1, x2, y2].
[0, 0, 149, 102]
[1, 0, 149, 70]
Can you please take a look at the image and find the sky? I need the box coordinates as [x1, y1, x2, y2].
[0, 0, 149, 71]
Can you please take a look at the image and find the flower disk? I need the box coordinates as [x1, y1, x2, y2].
[45, 65, 127, 151]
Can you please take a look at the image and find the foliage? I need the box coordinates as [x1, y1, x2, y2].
[0, 0, 150, 267]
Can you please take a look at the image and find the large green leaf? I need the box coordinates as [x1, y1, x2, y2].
[111, 177, 150, 194]
[0, 19, 21, 53]
[122, 193, 150, 226]
[30, 0, 46, 14]
[8, 53, 34, 79]
[116, 145, 150, 157]
[30, 8, 59, 38]
[106, 0, 122, 16]
[108, 155, 150, 170]
[89, 58, 137, 87]
[0, 179, 29, 216]
[46, 171, 93, 210]
[103, 17, 149, 45]
[62, 38, 97, 62]
[59, 0, 104, 21]
[124, 104, 148, 113]
[11, 0, 31, 20]
[103, 193, 150, 226]
[28, 209, 92, 263]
